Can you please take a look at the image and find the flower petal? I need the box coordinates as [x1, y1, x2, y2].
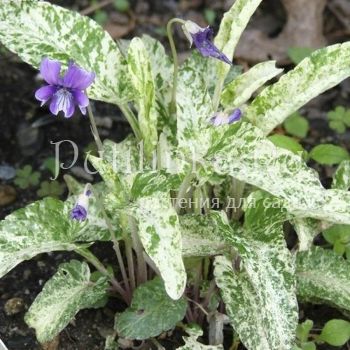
[192, 27, 232, 65]
[49, 89, 75, 118]
[72, 89, 89, 107]
[63, 62, 95, 90]
[210, 112, 227, 126]
[40, 57, 61, 85]
[35, 85, 57, 105]
[228, 109, 242, 124]
[71, 204, 88, 221]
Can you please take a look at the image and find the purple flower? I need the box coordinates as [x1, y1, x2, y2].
[182, 21, 232, 65]
[71, 185, 92, 221]
[210, 109, 242, 126]
[35, 58, 95, 118]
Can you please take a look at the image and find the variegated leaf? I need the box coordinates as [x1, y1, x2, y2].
[128, 38, 158, 158]
[180, 214, 235, 257]
[131, 171, 181, 199]
[221, 61, 283, 109]
[157, 132, 188, 175]
[178, 339, 223, 350]
[205, 121, 350, 224]
[177, 63, 214, 160]
[0, 197, 114, 279]
[292, 218, 320, 251]
[0, 0, 132, 104]
[25, 260, 108, 343]
[88, 155, 126, 201]
[293, 159, 348, 251]
[296, 247, 350, 312]
[178, 325, 224, 350]
[246, 43, 350, 134]
[116, 277, 187, 339]
[332, 160, 350, 190]
[213, 207, 298, 350]
[141, 35, 174, 131]
[214, 0, 263, 85]
[102, 137, 140, 190]
[132, 191, 186, 300]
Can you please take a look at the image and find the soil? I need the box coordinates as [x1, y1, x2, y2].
[0, 0, 350, 349]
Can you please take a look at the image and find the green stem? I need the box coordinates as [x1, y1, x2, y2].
[166, 18, 186, 116]
[86, 96, 104, 153]
[94, 189, 132, 301]
[76, 247, 128, 302]
[125, 240, 136, 291]
[119, 104, 142, 142]
[175, 170, 194, 213]
[230, 178, 245, 221]
[129, 216, 147, 285]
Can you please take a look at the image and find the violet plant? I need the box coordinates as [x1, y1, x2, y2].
[1, 1, 350, 349]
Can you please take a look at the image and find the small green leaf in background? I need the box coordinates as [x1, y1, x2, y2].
[309, 144, 350, 165]
[116, 277, 187, 340]
[94, 10, 108, 25]
[301, 342, 316, 350]
[283, 112, 309, 138]
[113, 0, 130, 12]
[318, 319, 350, 346]
[327, 106, 350, 134]
[14, 165, 41, 189]
[296, 319, 314, 343]
[268, 134, 305, 155]
[204, 8, 217, 25]
[287, 47, 315, 65]
[37, 181, 65, 198]
[42, 157, 57, 177]
[323, 224, 350, 256]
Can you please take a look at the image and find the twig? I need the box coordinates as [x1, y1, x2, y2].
[81, 0, 113, 16]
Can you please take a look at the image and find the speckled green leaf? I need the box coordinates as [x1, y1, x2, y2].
[221, 61, 283, 109]
[246, 43, 350, 134]
[141, 35, 173, 131]
[177, 63, 214, 160]
[205, 121, 350, 224]
[128, 38, 158, 158]
[178, 326, 224, 350]
[332, 160, 350, 190]
[25, 260, 108, 343]
[180, 214, 236, 257]
[0, 0, 132, 104]
[296, 247, 350, 312]
[292, 159, 340, 250]
[88, 155, 126, 202]
[116, 277, 186, 339]
[0, 197, 114, 279]
[102, 137, 140, 190]
[292, 218, 320, 251]
[132, 191, 186, 299]
[131, 171, 181, 199]
[213, 206, 297, 350]
[214, 0, 263, 83]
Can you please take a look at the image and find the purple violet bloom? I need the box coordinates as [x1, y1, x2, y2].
[210, 109, 242, 126]
[35, 58, 95, 118]
[182, 21, 232, 65]
[71, 185, 92, 222]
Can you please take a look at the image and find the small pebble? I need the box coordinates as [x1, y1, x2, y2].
[16, 122, 43, 156]
[0, 185, 16, 207]
[4, 297, 25, 316]
[0, 165, 16, 180]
